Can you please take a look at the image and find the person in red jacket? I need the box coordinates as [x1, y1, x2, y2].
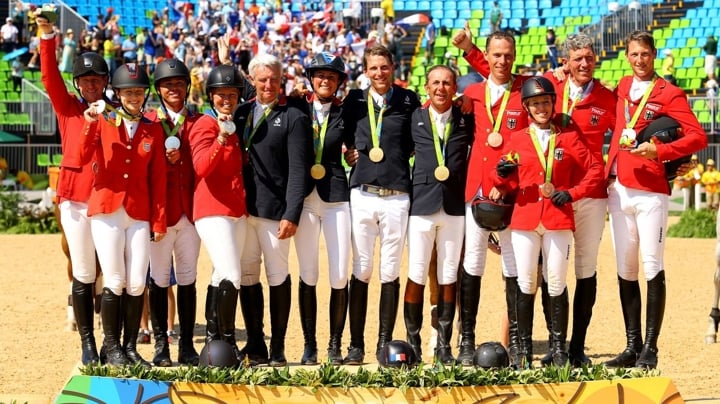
[82, 63, 167, 367]
[37, 13, 107, 365]
[188, 64, 248, 364]
[146, 59, 202, 367]
[604, 31, 707, 369]
[494, 76, 603, 368]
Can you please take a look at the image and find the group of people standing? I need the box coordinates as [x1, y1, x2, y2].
[47, 0, 706, 370]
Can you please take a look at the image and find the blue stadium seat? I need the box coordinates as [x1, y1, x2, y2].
[527, 0, 538, 7]
[540, 0, 552, 8]
[418, 1, 430, 9]
[395, 1, 405, 10]
[445, 9, 457, 19]
[458, 9, 471, 19]
[431, 0, 444, 9]
[405, 1, 418, 9]
[509, 18, 522, 28]
[470, 0, 483, 9]
[526, 8, 539, 18]
[528, 17, 541, 26]
[457, 0, 470, 8]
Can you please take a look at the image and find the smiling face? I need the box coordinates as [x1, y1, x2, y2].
[525, 94, 554, 128]
[311, 69, 340, 100]
[250, 64, 282, 104]
[626, 39, 657, 81]
[76, 75, 108, 103]
[566, 47, 596, 86]
[425, 66, 457, 113]
[116, 87, 146, 115]
[211, 87, 240, 115]
[364, 54, 394, 95]
[157, 78, 188, 111]
[485, 37, 516, 84]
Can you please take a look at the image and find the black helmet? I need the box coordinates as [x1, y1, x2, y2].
[521, 76, 556, 103]
[199, 340, 239, 368]
[205, 64, 243, 98]
[72, 52, 109, 79]
[305, 52, 347, 82]
[112, 63, 150, 89]
[378, 340, 419, 368]
[473, 342, 509, 369]
[154, 58, 190, 84]
[470, 197, 513, 231]
[637, 116, 691, 180]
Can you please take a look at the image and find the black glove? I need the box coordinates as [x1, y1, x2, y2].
[496, 159, 518, 178]
[550, 190, 573, 207]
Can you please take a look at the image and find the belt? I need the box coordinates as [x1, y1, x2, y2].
[359, 184, 405, 197]
[608, 175, 617, 179]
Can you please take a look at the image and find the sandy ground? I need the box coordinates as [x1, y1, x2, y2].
[1, 216, 720, 403]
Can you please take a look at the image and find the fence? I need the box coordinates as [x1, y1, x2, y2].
[21, 79, 56, 137]
[0, 143, 62, 175]
[581, 1, 654, 55]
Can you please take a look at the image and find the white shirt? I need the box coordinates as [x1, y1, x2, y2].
[369, 89, 390, 107]
[430, 107, 451, 140]
[629, 79, 651, 101]
[253, 101, 273, 127]
[313, 100, 331, 124]
[123, 117, 139, 139]
[166, 107, 186, 136]
[531, 123, 552, 152]
[488, 78, 509, 105]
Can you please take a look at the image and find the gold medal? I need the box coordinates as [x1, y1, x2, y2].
[540, 182, 555, 198]
[310, 163, 326, 179]
[487, 132, 503, 148]
[434, 166, 450, 181]
[369, 147, 384, 162]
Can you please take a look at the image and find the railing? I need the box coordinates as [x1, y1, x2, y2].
[581, 1, 654, 55]
[688, 95, 718, 135]
[21, 79, 56, 137]
[0, 144, 62, 175]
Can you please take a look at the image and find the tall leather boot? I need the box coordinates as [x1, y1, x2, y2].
[123, 292, 151, 368]
[539, 280, 553, 366]
[269, 275, 291, 367]
[636, 271, 666, 369]
[327, 285, 348, 365]
[505, 277, 520, 368]
[239, 283, 268, 366]
[299, 280, 318, 365]
[101, 288, 129, 366]
[605, 277, 643, 367]
[177, 282, 200, 365]
[569, 275, 596, 367]
[376, 278, 400, 363]
[344, 276, 368, 365]
[72, 278, 99, 364]
[516, 291, 536, 369]
[435, 283, 456, 365]
[549, 288, 569, 367]
[149, 279, 172, 367]
[403, 280, 424, 362]
[457, 269, 481, 366]
[205, 285, 219, 343]
[217, 280, 242, 363]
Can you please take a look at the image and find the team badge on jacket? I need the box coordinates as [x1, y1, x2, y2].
[143, 143, 151, 152]
[507, 118, 516, 129]
[554, 148, 564, 161]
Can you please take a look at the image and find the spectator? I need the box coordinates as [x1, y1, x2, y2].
[702, 159, 720, 210]
[661, 49, 676, 85]
[490, 2, 503, 33]
[424, 17, 436, 64]
[704, 34, 717, 79]
[122, 33, 138, 63]
[1, 17, 19, 53]
[10, 57, 23, 92]
[546, 27, 558, 69]
[59, 29, 77, 73]
[707, 73, 718, 117]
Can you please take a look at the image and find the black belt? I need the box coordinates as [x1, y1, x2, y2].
[359, 184, 405, 197]
[608, 175, 617, 179]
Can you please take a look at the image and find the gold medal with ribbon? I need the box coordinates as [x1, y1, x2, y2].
[243, 100, 277, 151]
[311, 105, 330, 180]
[367, 90, 391, 163]
[431, 109, 452, 182]
[620, 77, 657, 150]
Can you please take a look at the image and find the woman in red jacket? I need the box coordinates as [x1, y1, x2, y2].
[188, 64, 247, 364]
[82, 63, 167, 367]
[494, 76, 603, 368]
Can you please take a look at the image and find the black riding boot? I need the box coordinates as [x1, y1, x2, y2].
[327, 285, 348, 365]
[149, 279, 172, 367]
[435, 283, 457, 365]
[239, 283, 268, 366]
[457, 269, 481, 366]
[539, 280, 553, 366]
[101, 288, 129, 366]
[605, 277, 643, 367]
[205, 285, 219, 343]
[376, 279, 400, 363]
[516, 291, 536, 369]
[73, 278, 99, 365]
[344, 276, 368, 365]
[505, 277, 520, 368]
[636, 271, 666, 369]
[269, 275, 291, 367]
[549, 288, 569, 367]
[569, 275, 596, 367]
[403, 280, 424, 362]
[217, 280, 242, 363]
[299, 280, 318, 365]
[177, 282, 200, 365]
[123, 292, 151, 368]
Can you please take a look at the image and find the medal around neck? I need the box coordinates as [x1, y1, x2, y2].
[540, 182, 555, 198]
[220, 120, 236, 134]
[487, 132, 503, 148]
[619, 128, 637, 151]
[165, 136, 181, 150]
[310, 163, 326, 179]
[434, 166, 450, 181]
[369, 147, 384, 162]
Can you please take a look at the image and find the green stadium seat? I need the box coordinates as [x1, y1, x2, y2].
[52, 154, 63, 166]
[689, 78, 702, 89]
[698, 111, 711, 123]
[687, 37, 697, 47]
[36, 153, 50, 167]
[694, 57, 704, 67]
[669, 19, 680, 29]
[656, 38, 666, 49]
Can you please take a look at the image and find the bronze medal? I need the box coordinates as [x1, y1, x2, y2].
[369, 147, 384, 162]
[310, 163, 326, 180]
[540, 182, 555, 198]
[487, 132, 503, 148]
[434, 166, 450, 181]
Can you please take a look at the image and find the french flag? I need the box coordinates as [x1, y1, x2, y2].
[390, 353, 406, 362]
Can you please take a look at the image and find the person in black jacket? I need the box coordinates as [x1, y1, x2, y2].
[293, 52, 354, 366]
[403, 65, 473, 365]
[342, 44, 421, 365]
[235, 53, 313, 367]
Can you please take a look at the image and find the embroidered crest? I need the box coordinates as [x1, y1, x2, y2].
[143, 142, 151, 152]
[644, 109, 654, 120]
[459, 117, 465, 127]
[126, 63, 139, 79]
[507, 118, 516, 129]
[554, 148, 564, 161]
[590, 115, 599, 126]
[273, 117, 281, 126]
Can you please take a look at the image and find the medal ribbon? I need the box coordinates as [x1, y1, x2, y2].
[562, 80, 594, 127]
[243, 100, 277, 150]
[313, 107, 330, 165]
[624, 76, 657, 129]
[484, 78, 512, 133]
[430, 111, 452, 168]
[529, 125, 557, 184]
[157, 107, 186, 138]
[367, 89, 391, 149]
[106, 104, 142, 126]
